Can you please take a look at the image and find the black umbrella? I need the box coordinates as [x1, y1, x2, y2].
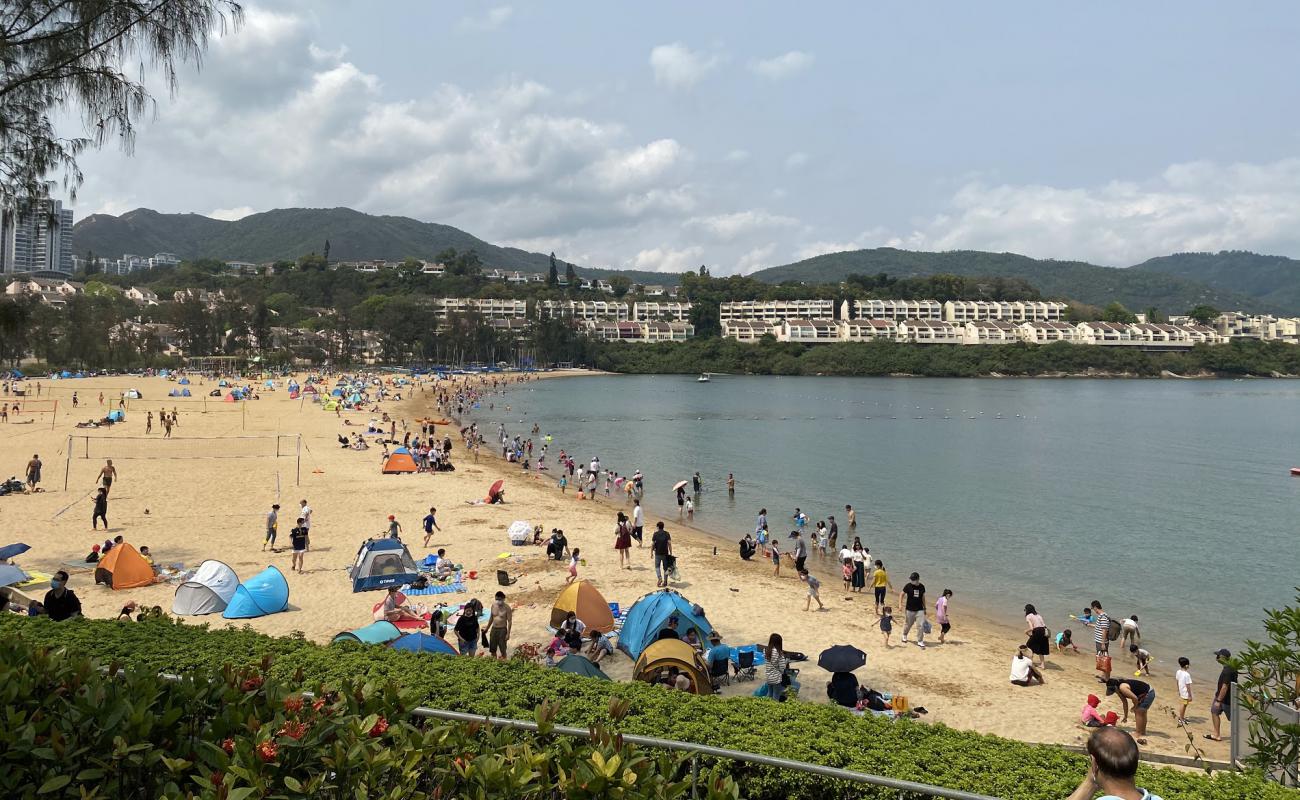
[817, 644, 867, 673]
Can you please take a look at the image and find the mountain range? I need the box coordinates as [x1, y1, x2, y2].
[73, 207, 1300, 315]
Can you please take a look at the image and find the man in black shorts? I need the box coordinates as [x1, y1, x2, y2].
[289, 517, 308, 573]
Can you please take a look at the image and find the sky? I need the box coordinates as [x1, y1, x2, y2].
[64, 1, 1300, 273]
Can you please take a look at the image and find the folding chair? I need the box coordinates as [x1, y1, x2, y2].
[734, 646, 758, 682]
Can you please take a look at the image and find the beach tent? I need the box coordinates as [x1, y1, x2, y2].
[218, 380, 229, 387]
[125, 389, 140, 399]
[171, 559, 239, 615]
[169, 389, 181, 397]
[322, 399, 338, 411]
[179, 378, 190, 385]
[222, 566, 290, 619]
[556, 654, 611, 681]
[508, 520, 531, 545]
[181, 388, 191, 397]
[617, 589, 713, 659]
[223, 393, 237, 403]
[106, 410, 124, 422]
[350, 539, 419, 592]
[331, 388, 343, 397]
[382, 447, 418, 474]
[264, 380, 275, 388]
[302, 384, 318, 394]
[550, 581, 616, 633]
[633, 639, 711, 695]
[332, 620, 402, 645]
[390, 633, 457, 655]
[60, 370, 71, 378]
[93, 543, 155, 590]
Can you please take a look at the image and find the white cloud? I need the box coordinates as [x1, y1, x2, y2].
[649, 43, 720, 90]
[895, 158, 1300, 265]
[749, 50, 813, 79]
[459, 6, 513, 31]
[784, 151, 809, 170]
[631, 245, 705, 273]
[724, 149, 750, 163]
[209, 206, 255, 221]
[735, 244, 777, 274]
[688, 210, 798, 241]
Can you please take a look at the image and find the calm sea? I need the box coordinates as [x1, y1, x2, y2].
[472, 375, 1300, 661]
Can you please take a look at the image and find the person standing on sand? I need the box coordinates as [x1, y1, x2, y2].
[899, 572, 927, 648]
[770, 535, 782, 577]
[92, 487, 109, 530]
[290, 517, 308, 573]
[1024, 604, 1050, 668]
[25, 453, 41, 490]
[871, 560, 892, 613]
[614, 512, 632, 569]
[1208, 648, 1237, 742]
[146, 412, 152, 434]
[263, 504, 280, 551]
[487, 590, 513, 659]
[789, 530, 808, 574]
[1065, 727, 1164, 800]
[299, 499, 312, 550]
[1091, 600, 1112, 680]
[936, 589, 953, 643]
[799, 568, 824, 611]
[850, 539, 866, 593]
[651, 522, 673, 587]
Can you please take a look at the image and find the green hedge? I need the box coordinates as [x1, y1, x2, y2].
[2, 616, 1293, 800]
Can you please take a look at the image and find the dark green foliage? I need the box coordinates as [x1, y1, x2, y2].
[751, 248, 1269, 315]
[1, 617, 1292, 800]
[1235, 589, 1300, 779]
[1137, 251, 1300, 314]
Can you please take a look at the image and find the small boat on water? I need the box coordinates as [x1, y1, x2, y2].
[1290, 468, 1300, 476]
[697, 373, 711, 383]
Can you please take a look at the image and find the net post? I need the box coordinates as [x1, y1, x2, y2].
[242, 401, 246, 431]
[51, 398, 57, 430]
[63, 435, 72, 490]
[296, 435, 302, 486]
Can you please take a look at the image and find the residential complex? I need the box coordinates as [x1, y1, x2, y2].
[0, 198, 74, 277]
[720, 299, 835, 322]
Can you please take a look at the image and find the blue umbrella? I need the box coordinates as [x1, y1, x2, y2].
[0, 563, 30, 588]
[0, 542, 31, 561]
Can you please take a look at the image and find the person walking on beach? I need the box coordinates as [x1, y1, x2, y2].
[614, 512, 632, 569]
[632, 501, 644, 546]
[97, 459, 117, 496]
[422, 507, 442, 547]
[1091, 600, 1112, 680]
[487, 590, 513, 660]
[290, 517, 308, 573]
[386, 515, 402, 539]
[566, 547, 581, 585]
[790, 530, 808, 574]
[871, 560, 892, 614]
[146, 411, 153, 434]
[1208, 648, 1237, 742]
[298, 499, 312, 550]
[25, 453, 41, 491]
[879, 606, 893, 647]
[1065, 727, 1164, 800]
[900, 572, 928, 648]
[936, 589, 953, 643]
[651, 522, 673, 587]
[799, 568, 824, 611]
[92, 487, 109, 530]
[1024, 604, 1050, 668]
[263, 504, 280, 551]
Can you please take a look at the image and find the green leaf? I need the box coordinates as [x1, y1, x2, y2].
[37, 775, 71, 794]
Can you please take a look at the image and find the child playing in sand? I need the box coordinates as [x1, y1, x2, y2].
[770, 537, 781, 577]
[800, 568, 824, 611]
[879, 606, 893, 647]
[566, 548, 581, 584]
[1129, 644, 1151, 676]
[1055, 629, 1079, 653]
[386, 515, 402, 539]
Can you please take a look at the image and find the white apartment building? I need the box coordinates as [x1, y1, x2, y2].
[1017, 321, 1081, 344]
[125, 287, 160, 305]
[943, 300, 1068, 323]
[536, 300, 630, 321]
[1076, 322, 1138, 345]
[583, 320, 693, 342]
[721, 319, 778, 342]
[433, 298, 529, 320]
[0, 197, 74, 276]
[632, 301, 692, 321]
[962, 320, 1021, 345]
[896, 319, 962, 344]
[841, 299, 943, 321]
[720, 299, 834, 322]
[779, 318, 840, 343]
[838, 318, 899, 342]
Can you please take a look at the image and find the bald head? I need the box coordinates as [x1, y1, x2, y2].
[1086, 727, 1138, 781]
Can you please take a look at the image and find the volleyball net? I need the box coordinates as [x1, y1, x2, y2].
[63, 434, 301, 488]
[3, 398, 58, 413]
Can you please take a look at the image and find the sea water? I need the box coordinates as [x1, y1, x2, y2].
[474, 374, 1300, 660]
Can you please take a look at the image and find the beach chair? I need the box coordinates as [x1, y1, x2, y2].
[708, 655, 731, 689]
[734, 646, 758, 682]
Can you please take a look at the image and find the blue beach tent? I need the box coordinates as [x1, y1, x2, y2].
[222, 565, 290, 619]
[616, 589, 713, 660]
[390, 633, 457, 654]
[350, 539, 419, 592]
[332, 620, 402, 645]
[182, 388, 191, 397]
[179, 378, 190, 385]
[106, 410, 124, 422]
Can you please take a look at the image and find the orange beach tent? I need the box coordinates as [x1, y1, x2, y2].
[550, 580, 615, 633]
[381, 447, 418, 474]
[94, 543, 155, 589]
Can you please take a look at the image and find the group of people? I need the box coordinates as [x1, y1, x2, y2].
[262, 499, 313, 573]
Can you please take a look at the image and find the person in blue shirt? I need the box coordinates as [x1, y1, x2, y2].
[422, 506, 442, 547]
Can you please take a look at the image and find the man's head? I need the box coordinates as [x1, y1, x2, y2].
[495, 591, 505, 602]
[1085, 727, 1139, 785]
[51, 570, 69, 590]
[301, 499, 308, 506]
[909, 572, 920, 581]
[1178, 657, 1190, 669]
[1016, 645, 1029, 659]
[1215, 648, 1231, 663]
[272, 504, 280, 511]
[1091, 600, 1103, 611]
[106, 459, 113, 466]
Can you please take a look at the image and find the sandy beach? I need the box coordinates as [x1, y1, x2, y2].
[0, 371, 1227, 764]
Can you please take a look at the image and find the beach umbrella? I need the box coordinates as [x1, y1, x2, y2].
[0, 563, 30, 588]
[817, 644, 867, 673]
[488, 479, 504, 497]
[0, 542, 31, 561]
[671, 480, 688, 493]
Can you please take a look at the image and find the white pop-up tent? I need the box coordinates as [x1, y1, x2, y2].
[172, 560, 240, 615]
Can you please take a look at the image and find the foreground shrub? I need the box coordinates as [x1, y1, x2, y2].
[1, 616, 1294, 800]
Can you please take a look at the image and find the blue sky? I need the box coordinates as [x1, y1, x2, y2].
[69, 1, 1300, 272]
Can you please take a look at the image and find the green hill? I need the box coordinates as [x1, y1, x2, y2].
[1133, 251, 1300, 312]
[750, 248, 1273, 314]
[71, 207, 678, 285]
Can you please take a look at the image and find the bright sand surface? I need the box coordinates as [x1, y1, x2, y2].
[1, 372, 1227, 763]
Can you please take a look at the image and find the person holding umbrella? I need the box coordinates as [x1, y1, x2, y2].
[819, 644, 867, 708]
[674, 481, 687, 517]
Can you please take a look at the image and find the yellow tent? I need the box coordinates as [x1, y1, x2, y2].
[633, 638, 712, 695]
[550, 580, 615, 633]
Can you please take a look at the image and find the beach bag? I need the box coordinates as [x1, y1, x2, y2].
[922, 619, 933, 635]
[496, 569, 517, 586]
[1096, 654, 1112, 673]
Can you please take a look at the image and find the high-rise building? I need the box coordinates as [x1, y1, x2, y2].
[1, 198, 74, 276]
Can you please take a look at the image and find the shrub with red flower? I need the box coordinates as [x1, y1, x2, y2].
[368, 717, 389, 738]
[240, 676, 263, 693]
[257, 741, 278, 762]
[220, 738, 234, 754]
[277, 720, 309, 740]
[283, 696, 304, 714]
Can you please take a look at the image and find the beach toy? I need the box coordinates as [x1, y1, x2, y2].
[468, 570, 478, 580]
[497, 552, 512, 559]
